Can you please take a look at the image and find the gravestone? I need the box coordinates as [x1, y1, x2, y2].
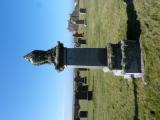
[75, 20, 85, 25]
[73, 32, 84, 37]
[24, 40, 142, 79]
[79, 8, 87, 14]
[75, 91, 87, 100]
[79, 111, 88, 118]
[78, 38, 86, 44]
[75, 91, 92, 100]
[74, 77, 87, 84]
[79, 77, 87, 84]
[77, 84, 88, 92]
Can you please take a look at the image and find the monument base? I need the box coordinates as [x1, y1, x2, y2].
[103, 67, 142, 79]
[103, 40, 142, 79]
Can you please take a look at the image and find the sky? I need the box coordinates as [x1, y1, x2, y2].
[0, 0, 74, 120]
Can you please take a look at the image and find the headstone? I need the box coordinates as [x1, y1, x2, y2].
[75, 20, 85, 25]
[73, 32, 84, 37]
[78, 38, 86, 44]
[79, 8, 87, 14]
[75, 91, 92, 100]
[79, 77, 87, 84]
[79, 111, 88, 118]
[77, 85, 88, 92]
[75, 118, 80, 120]
[75, 91, 88, 100]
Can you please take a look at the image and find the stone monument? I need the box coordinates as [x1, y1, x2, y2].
[79, 8, 87, 14]
[73, 32, 84, 37]
[79, 111, 88, 118]
[24, 40, 142, 79]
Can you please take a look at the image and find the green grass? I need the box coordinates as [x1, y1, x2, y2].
[78, 0, 160, 120]
[134, 0, 160, 119]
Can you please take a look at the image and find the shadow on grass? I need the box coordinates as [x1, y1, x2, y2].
[132, 80, 139, 120]
[124, 0, 141, 41]
[124, 0, 141, 119]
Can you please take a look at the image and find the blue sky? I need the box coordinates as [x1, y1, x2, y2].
[0, 0, 74, 120]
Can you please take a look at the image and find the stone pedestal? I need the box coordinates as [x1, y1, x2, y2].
[65, 48, 107, 68]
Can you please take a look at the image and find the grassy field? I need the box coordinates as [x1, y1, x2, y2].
[78, 0, 160, 120]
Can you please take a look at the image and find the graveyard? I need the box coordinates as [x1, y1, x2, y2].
[24, 0, 160, 119]
[72, 0, 160, 120]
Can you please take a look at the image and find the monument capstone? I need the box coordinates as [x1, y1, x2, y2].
[24, 41, 142, 79]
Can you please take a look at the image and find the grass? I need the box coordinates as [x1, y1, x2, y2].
[77, 0, 160, 120]
[134, 0, 160, 119]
